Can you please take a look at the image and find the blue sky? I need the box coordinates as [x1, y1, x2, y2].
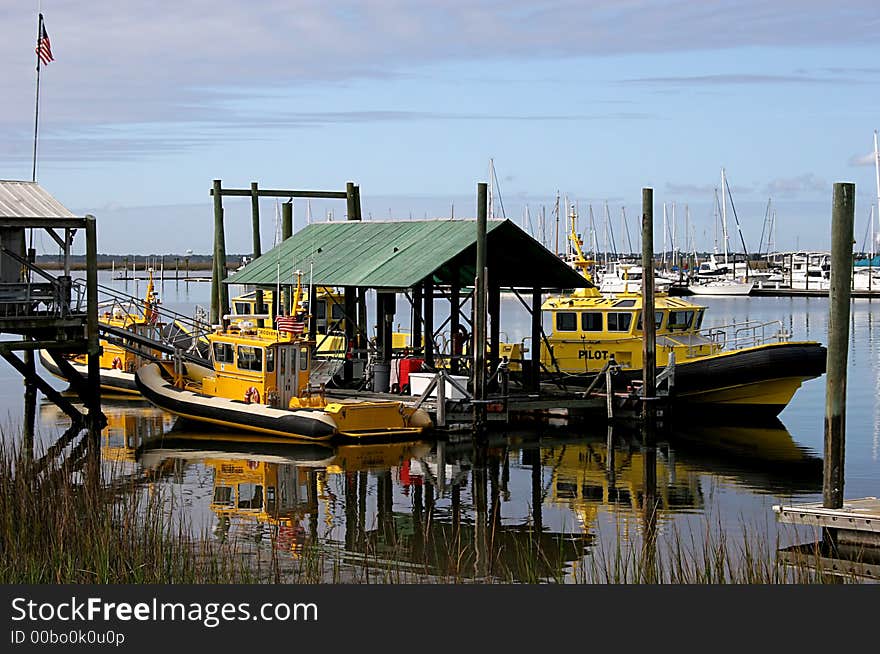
[1, 1, 879, 254]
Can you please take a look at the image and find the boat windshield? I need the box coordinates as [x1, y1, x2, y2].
[636, 311, 664, 331]
[668, 310, 695, 331]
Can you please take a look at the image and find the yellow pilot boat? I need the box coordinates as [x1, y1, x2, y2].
[135, 274, 432, 440]
[537, 217, 826, 418]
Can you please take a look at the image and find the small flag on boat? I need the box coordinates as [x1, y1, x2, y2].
[276, 315, 305, 334]
[36, 16, 54, 66]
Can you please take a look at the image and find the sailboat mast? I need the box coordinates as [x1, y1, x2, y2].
[554, 191, 560, 256]
[602, 203, 609, 268]
[662, 203, 668, 268]
[721, 168, 730, 265]
[873, 130, 879, 260]
[488, 158, 494, 221]
[712, 188, 719, 255]
[671, 201, 677, 269]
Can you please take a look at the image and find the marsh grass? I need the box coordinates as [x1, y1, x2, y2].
[0, 440, 260, 584]
[1, 438, 870, 584]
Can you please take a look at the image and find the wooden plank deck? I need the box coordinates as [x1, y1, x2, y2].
[773, 497, 880, 535]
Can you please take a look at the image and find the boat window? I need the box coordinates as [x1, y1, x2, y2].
[556, 312, 577, 332]
[234, 302, 251, 315]
[636, 311, 664, 331]
[581, 312, 603, 331]
[213, 342, 234, 364]
[614, 299, 637, 307]
[213, 486, 234, 506]
[266, 347, 275, 373]
[694, 310, 705, 330]
[237, 483, 263, 510]
[237, 345, 263, 372]
[668, 310, 695, 331]
[607, 312, 633, 332]
[331, 303, 344, 320]
[315, 302, 326, 320]
[300, 346, 309, 371]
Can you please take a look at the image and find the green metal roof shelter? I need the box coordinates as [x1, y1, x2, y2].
[225, 217, 592, 394]
[226, 218, 592, 290]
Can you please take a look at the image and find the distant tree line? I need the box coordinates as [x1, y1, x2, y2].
[34, 253, 247, 270]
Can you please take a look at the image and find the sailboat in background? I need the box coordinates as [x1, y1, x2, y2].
[853, 130, 880, 291]
[689, 169, 755, 296]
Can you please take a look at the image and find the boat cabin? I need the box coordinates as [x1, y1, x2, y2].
[202, 325, 312, 408]
[231, 288, 345, 335]
[541, 292, 718, 372]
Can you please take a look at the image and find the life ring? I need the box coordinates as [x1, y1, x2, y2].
[244, 386, 260, 404]
[111, 356, 123, 370]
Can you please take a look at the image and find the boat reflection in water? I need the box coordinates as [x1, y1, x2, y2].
[38, 396, 174, 472]
[121, 413, 822, 581]
[36, 394, 825, 580]
[663, 418, 823, 496]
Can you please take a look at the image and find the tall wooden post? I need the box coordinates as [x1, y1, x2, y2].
[411, 284, 423, 356]
[530, 287, 542, 391]
[344, 183, 361, 381]
[474, 183, 489, 427]
[251, 182, 265, 327]
[641, 188, 656, 422]
[85, 215, 103, 443]
[346, 181, 357, 220]
[282, 200, 293, 241]
[823, 182, 855, 509]
[424, 278, 435, 367]
[211, 179, 228, 324]
[450, 277, 461, 374]
[488, 281, 500, 387]
[343, 287, 357, 384]
[211, 180, 222, 324]
[351, 184, 367, 355]
[308, 283, 318, 341]
[276, 198, 293, 315]
[357, 287, 368, 356]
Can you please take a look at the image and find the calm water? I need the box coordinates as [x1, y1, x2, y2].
[5, 271, 880, 580]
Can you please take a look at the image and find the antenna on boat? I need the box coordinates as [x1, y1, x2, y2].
[554, 190, 560, 256]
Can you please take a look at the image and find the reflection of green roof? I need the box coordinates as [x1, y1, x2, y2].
[226, 219, 592, 290]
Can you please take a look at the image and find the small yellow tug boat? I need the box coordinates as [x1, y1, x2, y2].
[135, 275, 431, 441]
[539, 219, 827, 418]
[39, 272, 174, 395]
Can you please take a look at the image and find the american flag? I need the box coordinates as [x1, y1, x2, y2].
[276, 315, 305, 334]
[36, 16, 53, 66]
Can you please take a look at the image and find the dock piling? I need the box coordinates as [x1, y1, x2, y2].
[823, 182, 855, 509]
[250, 182, 265, 326]
[473, 182, 489, 428]
[641, 188, 656, 421]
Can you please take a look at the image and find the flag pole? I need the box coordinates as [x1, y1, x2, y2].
[32, 12, 43, 182]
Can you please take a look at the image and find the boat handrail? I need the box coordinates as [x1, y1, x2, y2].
[700, 319, 788, 351]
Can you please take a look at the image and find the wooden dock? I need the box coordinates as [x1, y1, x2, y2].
[773, 497, 880, 546]
[774, 498, 880, 580]
[670, 283, 880, 299]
